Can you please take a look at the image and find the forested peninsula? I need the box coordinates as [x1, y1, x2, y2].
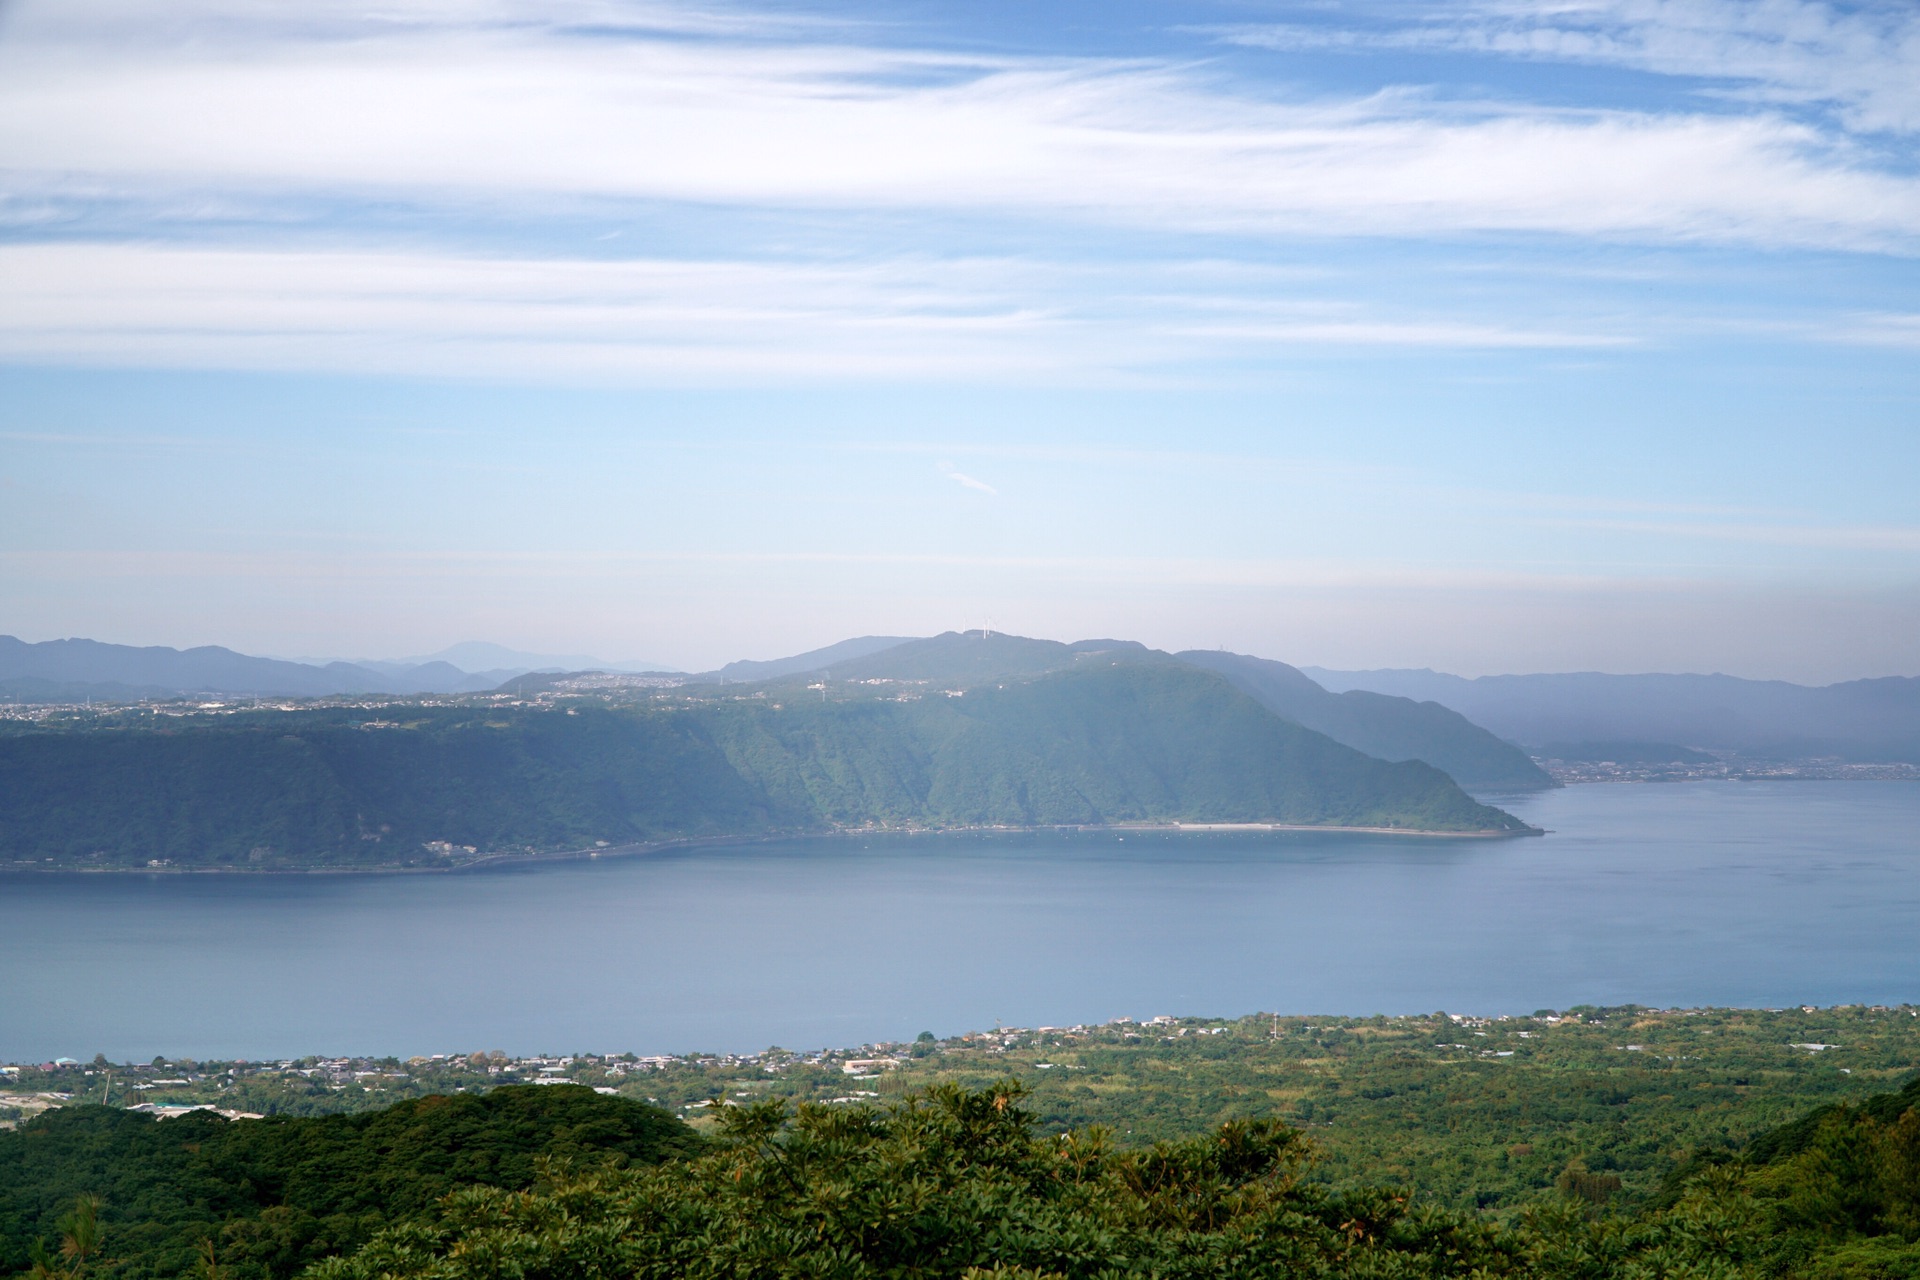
[0, 637, 1532, 870]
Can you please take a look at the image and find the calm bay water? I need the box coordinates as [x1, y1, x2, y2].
[3, 781, 1918, 1061]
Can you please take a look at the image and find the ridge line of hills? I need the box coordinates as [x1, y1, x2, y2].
[6, 632, 1915, 765]
[488, 632, 1551, 795]
[0, 629, 1551, 790]
[0, 630, 1556, 794]
[1306, 664, 1920, 762]
[0, 633, 1538, 870]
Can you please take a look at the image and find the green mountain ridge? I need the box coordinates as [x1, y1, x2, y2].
[0, 642, 1530, 869]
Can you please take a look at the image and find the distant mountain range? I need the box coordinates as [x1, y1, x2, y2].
[1304, 668, 1920, 763]
[0, 636, 677, 701]
[9, 630, 1913, 780]
[0, 632, 1533, 869]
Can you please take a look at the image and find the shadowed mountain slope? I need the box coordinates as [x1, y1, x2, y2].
[800, 632, 1551, 792]
[710, 659, 1525, 834]
[1176, 650, 1554, 792]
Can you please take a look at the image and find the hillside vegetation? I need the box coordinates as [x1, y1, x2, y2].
[15, 1074, 1919, 1280]
[0, 654, 1528, 869]
[13, 1006, 1913, 1215]
[9, 1008, 1920, 1279]
[0, 1086, 699, 1280]
[813, 634, 1553, 791]
[305, 1077, 1920, 1280]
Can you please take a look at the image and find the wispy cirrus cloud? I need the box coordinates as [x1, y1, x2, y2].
[0, 242, 1636, 382]
[0, 0, 1916, 384]
[0, 0, 846, 45]
[1214, 0, 1920, 134]
[1, 0, 1917, 250]
[1829, 312, 1920, 348]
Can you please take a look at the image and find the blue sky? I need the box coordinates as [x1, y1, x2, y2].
[2, 0, 1917, 678]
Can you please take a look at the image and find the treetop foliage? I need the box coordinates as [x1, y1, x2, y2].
[306, 1081, 1521, 1280]
[7, 1072, 1920, 1279]
[0, 1086, 701, 1280]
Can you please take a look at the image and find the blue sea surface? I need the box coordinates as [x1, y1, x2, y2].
[2, 781, 1917, 1061]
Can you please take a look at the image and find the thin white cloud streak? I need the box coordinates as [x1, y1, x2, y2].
[938, 461, 998, 495]
[1, 1, 1918, 250]
[1172, 320, 1628, 348]
[0, 243, 1629, 380]
[0, 0, 845, 44]
[1217, 0, 1920, 134]
[1830, 313, 1920, 348]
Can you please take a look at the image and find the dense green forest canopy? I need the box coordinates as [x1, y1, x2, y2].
[0, 655, 1528, 869]
[13, 1072, 1917, 1280]
[0, 1086, 700, 1280]
[307, 1077, 1920, 1280]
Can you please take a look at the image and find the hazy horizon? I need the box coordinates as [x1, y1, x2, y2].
[5, 625, 1917, 687]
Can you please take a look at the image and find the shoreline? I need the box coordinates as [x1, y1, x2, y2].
[0, 817, 1542, 877]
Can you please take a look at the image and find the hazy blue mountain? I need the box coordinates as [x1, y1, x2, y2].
[1175, 650, 1554, 792]
[0, 637, 538, 700]
[0, 636, 389, 699]
[1303, 667, 1920, 761]
[703, 635, 915, 683]
[397, 641, 678, 674]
